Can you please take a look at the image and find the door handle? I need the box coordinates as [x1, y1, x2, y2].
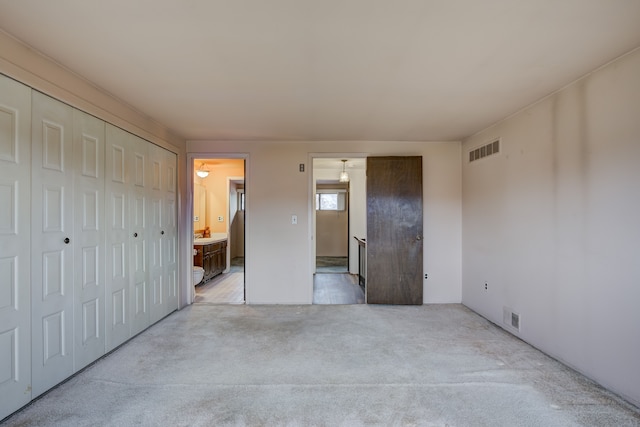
[416, 235, 422, 241]
[161, 230, 165, 235]
[133, 232, 138, 238]
[64, 237, 70, 244]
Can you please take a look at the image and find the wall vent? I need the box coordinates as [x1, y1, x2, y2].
[503, 307, 520, 332]
[511, 313, 520, 331]
[469, 138, 500, 163]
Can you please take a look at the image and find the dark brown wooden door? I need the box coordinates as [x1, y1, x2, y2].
[366, 156, 423, 304]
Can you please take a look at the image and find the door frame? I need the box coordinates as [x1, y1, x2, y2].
[187, 153, 249, 304]
[308, 153, 367, 299]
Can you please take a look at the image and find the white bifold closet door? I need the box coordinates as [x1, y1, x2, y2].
[149, 143, 166, 324]
[1, 80, 178, 418]
[72, 109, 105, 371]
[104, 125, 177, 350]
[30, 91, 75, 398]
[129, 134, 150, 336]
[164, 150, 178, 313]
[149, 144, 179, 322]
[0, 75, 32, 419]
[30, 93, 107, 398]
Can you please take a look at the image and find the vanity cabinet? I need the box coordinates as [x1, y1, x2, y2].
[194, 240, 227, 282]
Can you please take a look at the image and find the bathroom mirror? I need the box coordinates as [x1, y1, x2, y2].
[194, 183, 206, 232]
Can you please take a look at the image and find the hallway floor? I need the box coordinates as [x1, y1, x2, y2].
[195, 269, 363, 305]
[313, 273, 364, 304]
[3, 304, 638, 426]
[316, 256, 348, 273]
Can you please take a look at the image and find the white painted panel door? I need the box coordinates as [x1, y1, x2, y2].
[149, 143, 165, 323]
[0, 75, 32, 419]
[129, 135, 150, 335]
[164, 150, 178, 313]
[73, 110, 105, 371]
[31, 92, 74, 398]
[105, 124, 130, 351]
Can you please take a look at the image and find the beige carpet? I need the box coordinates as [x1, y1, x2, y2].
[3, 304, 639, 426]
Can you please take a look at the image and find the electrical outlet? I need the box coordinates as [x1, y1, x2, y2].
[193, 216, 199, 222]
[218, 216, 223, 222]
[484, 282, 488, 290]
[424, 273, 428, 279]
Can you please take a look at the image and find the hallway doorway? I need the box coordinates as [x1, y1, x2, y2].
[312, 157, 366, 304]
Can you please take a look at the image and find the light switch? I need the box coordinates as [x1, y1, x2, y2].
[291, 215, 297, 225]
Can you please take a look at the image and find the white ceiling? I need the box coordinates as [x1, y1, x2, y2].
[1, 1, 639, 142]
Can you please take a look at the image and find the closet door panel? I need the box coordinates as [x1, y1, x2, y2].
[0, 75, 32, 420]
[31, 91, 74, 398]
[149, 144, 164, 323]
[105, 125, 130, 351]
[73, 110, 105, 370]
[129, 135, 149, 335]
[164, 150, 178, 312]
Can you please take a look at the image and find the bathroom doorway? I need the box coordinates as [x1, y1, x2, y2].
[192, 158, 246, 304]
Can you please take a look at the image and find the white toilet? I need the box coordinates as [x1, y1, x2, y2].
[193, 266, 204, 285]
[192, 266, 204, 301]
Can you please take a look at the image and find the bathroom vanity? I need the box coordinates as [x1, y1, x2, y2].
[194, 235, 228, 282]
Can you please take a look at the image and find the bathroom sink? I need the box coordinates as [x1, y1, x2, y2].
[194, 233, 227, 245]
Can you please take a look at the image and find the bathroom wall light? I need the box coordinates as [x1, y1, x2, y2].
[339, 159, 349, 183]
[196, 163, 209, 178]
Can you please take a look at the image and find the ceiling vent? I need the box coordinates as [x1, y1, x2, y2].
[469, 138, 500, 163]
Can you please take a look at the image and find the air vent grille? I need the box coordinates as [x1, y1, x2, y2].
[503, 306, 520, 333]
[469, 139, 500, 163]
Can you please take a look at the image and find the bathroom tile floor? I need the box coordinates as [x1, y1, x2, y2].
[194, 272, 244, 304]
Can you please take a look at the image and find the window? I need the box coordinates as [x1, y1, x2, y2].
[238, 190, 245, 211]
[315, 190, 346, 211]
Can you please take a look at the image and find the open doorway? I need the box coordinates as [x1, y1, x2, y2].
[312, 157, 366, 304]
[192, 158, 245, 304]
[315, 181, 349, 273]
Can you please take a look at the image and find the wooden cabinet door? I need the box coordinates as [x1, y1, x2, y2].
[0, 75, 32, 419]
[366, 156, 423, 305]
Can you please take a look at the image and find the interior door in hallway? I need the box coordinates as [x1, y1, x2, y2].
[366, 156, 423, 305]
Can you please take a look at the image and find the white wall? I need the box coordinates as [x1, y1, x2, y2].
[462, 48, 640, 406]
[187, 141, 462, 304]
